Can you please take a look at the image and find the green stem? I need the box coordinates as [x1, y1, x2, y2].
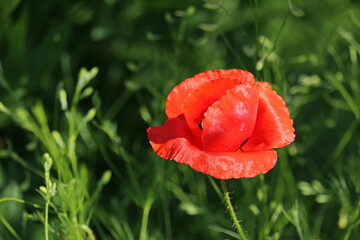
[139, 197, 153, 240]
[207, 176, 224, 200]
[344, 199, 360, 240]
[0, 215, 22, 240]
[0, 197, 42, 208]
[221, 180, 248, 240]
[81, 224, 96, 240]
[68, 84, 81, 179]
[218, 30, 245, 69]
[45, 200, 49, 240]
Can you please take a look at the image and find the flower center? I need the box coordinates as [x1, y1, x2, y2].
[198, 120, 203, 130]
[239, 138, 249, 149]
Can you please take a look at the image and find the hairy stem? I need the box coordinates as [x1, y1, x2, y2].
[221, 180, 248, 240]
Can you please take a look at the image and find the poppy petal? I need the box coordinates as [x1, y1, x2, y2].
[165, 69, 255, 118]
[201, 83, 260, 152]
[242, 82, 295, 151]
[147, 117, 277, 179]
[181, 77, 246, 141]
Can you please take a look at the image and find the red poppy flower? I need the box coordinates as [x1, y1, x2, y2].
[147, 69, 295, 179]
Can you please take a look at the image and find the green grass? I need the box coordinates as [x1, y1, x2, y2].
[0, 0, 360, 239]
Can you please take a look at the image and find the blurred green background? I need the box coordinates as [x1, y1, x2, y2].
[0, 0, 360, 239]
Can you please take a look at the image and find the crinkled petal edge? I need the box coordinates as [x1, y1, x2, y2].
[147, 118, 277, 179]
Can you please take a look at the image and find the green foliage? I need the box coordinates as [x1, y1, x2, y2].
[1, 67, 106, 239]
[0, 0, 360, 239]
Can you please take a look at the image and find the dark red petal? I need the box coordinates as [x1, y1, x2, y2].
[201, 83, 259, 152]
[182, 77, 245, 141]
[147, 117, 277, 179]
[165, 69, 255, 118]
[242, 82, 295, 151]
